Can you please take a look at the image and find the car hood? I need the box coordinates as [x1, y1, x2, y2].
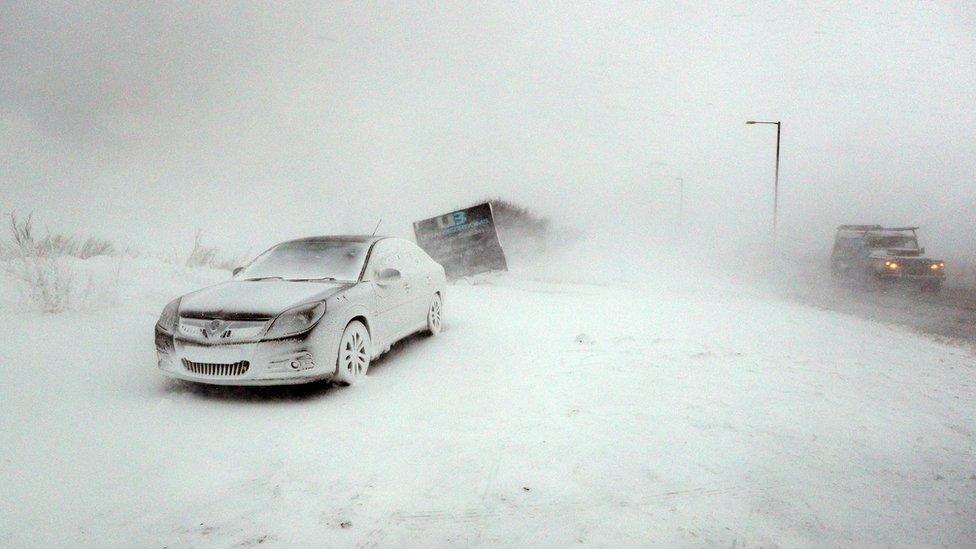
[867, 250, 943, 263]
[179, 280, 354, 319]
[869, 249, 924, 259]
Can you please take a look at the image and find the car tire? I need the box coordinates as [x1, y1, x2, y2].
[334, 320, 370, 386]
[425, 293, 442, 336]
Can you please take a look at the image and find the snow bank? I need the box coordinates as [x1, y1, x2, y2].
[0, 255, 228, 313]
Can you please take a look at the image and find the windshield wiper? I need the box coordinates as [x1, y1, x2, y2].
[241, 276, 284, 281]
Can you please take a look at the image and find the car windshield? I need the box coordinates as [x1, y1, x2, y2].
[867, 235, 918, 250]
[236, 240, 369, 282]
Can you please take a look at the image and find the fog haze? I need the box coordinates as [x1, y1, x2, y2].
[3, 5, 976, 545]
[2, 1, 974, 258]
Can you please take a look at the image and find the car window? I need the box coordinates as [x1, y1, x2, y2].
[867, 235, 918, 250]
[403, 241, 426, 266]
[399, 241, 426, 271]
[833, 236, 863, 256]
[236, 240, 369, 281]
[363, 239, 400, 280]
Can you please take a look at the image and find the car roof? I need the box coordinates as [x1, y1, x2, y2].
[283, 235, 390, 245]
[836, 225, 918, 238]
[867, 229, 916, 236]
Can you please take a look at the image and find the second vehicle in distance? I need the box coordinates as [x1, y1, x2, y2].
[830, 225, 945, 292]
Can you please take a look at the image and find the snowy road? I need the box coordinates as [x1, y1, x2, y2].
[776, 264, 976, 345]
[1, 273, 974, 546]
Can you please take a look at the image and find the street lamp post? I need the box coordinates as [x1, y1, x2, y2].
[746, 120, 781, 237]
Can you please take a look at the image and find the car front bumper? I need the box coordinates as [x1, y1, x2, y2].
[155, 327, 336, 386]
[876, 272, 946, 282]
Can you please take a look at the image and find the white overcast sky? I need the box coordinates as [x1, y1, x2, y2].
[2, 1, 974, 257]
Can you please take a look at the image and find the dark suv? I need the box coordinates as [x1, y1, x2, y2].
[830, 225, 946, 292]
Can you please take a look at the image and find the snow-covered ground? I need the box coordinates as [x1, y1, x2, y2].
[1, 257, 974, 546]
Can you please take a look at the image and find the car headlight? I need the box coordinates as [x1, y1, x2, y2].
[156, 297, 181, 334]
[264, 302, 326, 339]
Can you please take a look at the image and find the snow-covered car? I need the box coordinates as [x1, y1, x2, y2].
[154, 235, 446, 386]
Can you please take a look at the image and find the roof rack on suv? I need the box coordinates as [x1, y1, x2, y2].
[836, 225, 919, 234]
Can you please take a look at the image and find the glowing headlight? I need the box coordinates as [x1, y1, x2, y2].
[930, 263, 942, 270]
[156, 297, 181, 333]
[264, 302, 326, 339]
[884, 261, 899, 270]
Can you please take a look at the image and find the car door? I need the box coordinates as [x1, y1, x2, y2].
[387, 239, 427, 333]
[402, 242, 436, 325]
[364, 239, 416, 346]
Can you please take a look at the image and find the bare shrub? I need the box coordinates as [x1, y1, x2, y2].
[7, 213, 116, 259]
[5, 214, 72, 312]
[40, 234, 116, 259]
[3, 213, 118, 312]
[475, 198, 584, 262]
[185, 229, 244, 271]
[75, 236, 117, 259]
[4, 256, 74, 313]
[447, 199, 582, 271]
[185, 229, 217, 268]
[8, 212, 35, 251]
[487, 198, 553, 240]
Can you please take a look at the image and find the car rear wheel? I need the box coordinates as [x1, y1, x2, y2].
[425, 293, 442, 336]
[334, 320, 370, 386]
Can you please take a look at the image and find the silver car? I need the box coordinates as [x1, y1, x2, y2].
[154, 235, 446, 386]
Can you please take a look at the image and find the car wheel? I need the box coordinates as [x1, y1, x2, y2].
[334, 320, 370, 386]
[425, 293, 442, 336]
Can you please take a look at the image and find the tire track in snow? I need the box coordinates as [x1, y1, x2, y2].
[389, 482, 784, 527]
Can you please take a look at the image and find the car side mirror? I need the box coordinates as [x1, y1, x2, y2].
[376, 267, 401, 286]
[232, 267, 243, 276]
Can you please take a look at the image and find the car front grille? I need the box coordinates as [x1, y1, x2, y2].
[177, 318, 269, 343]
[181, 359, 250, 376]
[900, 260, 935, 276]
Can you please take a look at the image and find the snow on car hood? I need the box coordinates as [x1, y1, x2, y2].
[178, 280, 353, 319]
